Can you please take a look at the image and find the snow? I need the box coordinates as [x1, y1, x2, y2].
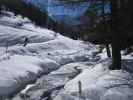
[1, 10, 133, 100]
[64, 61, 111, 93]
[50, 62, 94, 77]
[13, 62, 93, 100]
[101, 86, 133, 100]
[54, 59, 133, 100]
[0, 24, 55, 47]
[54, 93, 91, 100]
[0, 55, 59, 97]
[0, 11, 94, 98]
[98, 48, 108, 60]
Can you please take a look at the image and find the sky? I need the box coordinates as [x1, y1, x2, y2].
[24, 0, 110, 25]
[25, 0, 89, 17]
[46, 0, 89, 16]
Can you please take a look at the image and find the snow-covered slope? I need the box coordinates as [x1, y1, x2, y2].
[54, 59, 133, 100]
[0, 55, 59, 97]
[1, 10, 133, 100]
[0, 11, 96, 98]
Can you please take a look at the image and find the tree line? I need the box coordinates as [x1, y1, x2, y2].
[58, 0, 133, 70]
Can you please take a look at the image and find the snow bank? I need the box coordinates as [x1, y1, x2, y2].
[0, 11, 57, 47]
[7, 35, 94, 64]
[54, 93, 91, 100]
[0, 55, 59, 97]
[0, 10, 97, 98]
[13, 61, 95, 100]
[55, 60, 133, 100]
[64, 61, 111, 93]
[50, 62, 94, 78]
[0, 11, 94, 64]
[0, 25, 55, 47]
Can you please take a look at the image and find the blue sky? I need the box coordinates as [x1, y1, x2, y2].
[26, 0, 110, 17]
[25, 0, 89, 17]
[46, 0, 89, 16]
[25, 0, 110, 25]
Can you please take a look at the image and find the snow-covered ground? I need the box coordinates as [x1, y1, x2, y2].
[1, 10, 133, 100]
[54, 59, 133, 100]
[0, 11, 98, 99]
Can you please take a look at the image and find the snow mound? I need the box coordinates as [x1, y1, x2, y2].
[50, 62, 94, 78]
[0, 24, 55, 47]
[0, 11, 57, 47]
[64, 61, 111, 93]
[0, 55, 58, 97]
[55, 60, 133, 100]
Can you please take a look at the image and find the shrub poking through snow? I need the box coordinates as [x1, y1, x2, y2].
[5, 41, 10, 59]
[78, 81, 82, 98]
[78, 81, 86, 100]
[5, 42, 8, 55]
[23, 37, 29, 47]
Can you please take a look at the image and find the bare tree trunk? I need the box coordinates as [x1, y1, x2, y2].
[110, 0, 121, 70]
[101, 0, 111, 58]
[111, 38, 121, 70]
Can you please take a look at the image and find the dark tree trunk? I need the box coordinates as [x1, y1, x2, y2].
[101, 0, 111, 58]
[0, 5, 1, 14]
[110, 0, 121, 70]
[111, 38, 121, 70]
